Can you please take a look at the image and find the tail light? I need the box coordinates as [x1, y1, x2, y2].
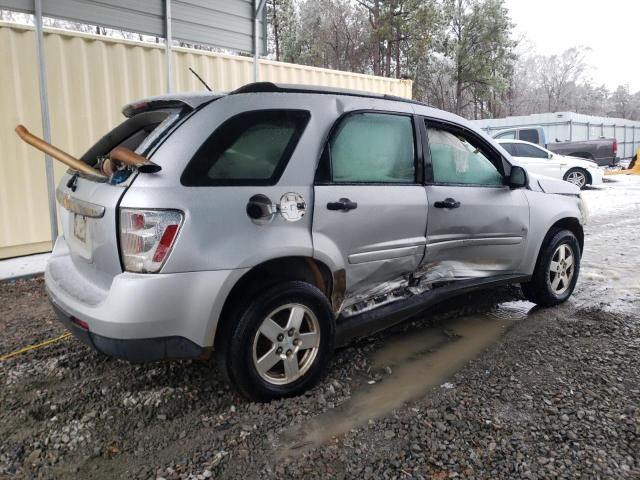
[613, 140, 617, 156]
[119, 209, 183, 273]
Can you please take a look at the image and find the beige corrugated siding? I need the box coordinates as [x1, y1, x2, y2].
[0, 22, 412, 259]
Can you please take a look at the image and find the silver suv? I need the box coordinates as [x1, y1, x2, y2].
[44, 83, 584, 400]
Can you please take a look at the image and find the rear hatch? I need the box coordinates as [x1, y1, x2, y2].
[51, 94, 218, 296]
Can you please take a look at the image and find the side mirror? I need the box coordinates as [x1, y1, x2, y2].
[548, 153, 553, 159]
[508, 165, 529, 189]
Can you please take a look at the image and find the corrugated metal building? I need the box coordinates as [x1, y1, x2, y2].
[0, 22, 412, 259]
[473, 112, 640, 160]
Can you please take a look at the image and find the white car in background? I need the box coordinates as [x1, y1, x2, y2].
[497, 139, 603, 189]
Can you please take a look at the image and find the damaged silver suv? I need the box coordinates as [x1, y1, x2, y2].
[32, 83, 584, 401]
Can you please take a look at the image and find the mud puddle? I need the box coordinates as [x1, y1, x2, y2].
[279, 301, 534, 458]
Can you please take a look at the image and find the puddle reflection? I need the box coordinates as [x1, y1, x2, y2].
[280, 301, 535, 458]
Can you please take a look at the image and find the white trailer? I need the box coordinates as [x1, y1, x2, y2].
[473, 112, 640, 161]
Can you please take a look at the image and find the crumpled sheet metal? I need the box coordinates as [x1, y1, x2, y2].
[413, 260, 503, 285]
[339, 259, 502, 315]
[339, 256, 415, 313]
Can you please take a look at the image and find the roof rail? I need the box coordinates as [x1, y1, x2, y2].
[230, 82, 431, 108]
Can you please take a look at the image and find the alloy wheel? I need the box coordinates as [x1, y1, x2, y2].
[566, 170, 587, 188]
[252, 303, 321, 385]
[548, 243, 575, 295]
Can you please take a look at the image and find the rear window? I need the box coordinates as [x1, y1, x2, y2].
[519, 129, 540, 144]
[181, 110, 310, 186]
[80, 110, 178, 166]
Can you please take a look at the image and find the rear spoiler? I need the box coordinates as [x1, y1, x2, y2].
[122, 93, 221, 118]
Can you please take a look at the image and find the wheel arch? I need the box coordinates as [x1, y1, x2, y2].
[521, 217, 583, 307]
[544, 217, 584, 256]
[213, 256, 340, 351]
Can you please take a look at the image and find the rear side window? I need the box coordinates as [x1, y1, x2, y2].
[181, 110, 310, 186]
[330, 113, 415, 183]
[519, 129, 540, 144]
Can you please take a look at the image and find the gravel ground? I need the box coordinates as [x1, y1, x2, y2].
[1, 176, 639, 479]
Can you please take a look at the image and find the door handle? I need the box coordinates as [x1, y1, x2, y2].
[327, 198, 358, 211]
[434, 198, 461, 209]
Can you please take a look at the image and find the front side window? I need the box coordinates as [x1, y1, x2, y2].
[500, 143, 518, 156]
[181, 109, 310, 186]
[330, 113, 415, 183]
[427, 127, 504, 187]
[514, 143, 549, 159]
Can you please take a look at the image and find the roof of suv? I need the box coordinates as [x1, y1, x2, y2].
[229, 82, 431, 107]
[123, 82, 430, 117]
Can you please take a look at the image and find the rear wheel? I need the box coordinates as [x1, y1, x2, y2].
[521, 229, 581, 307]
[219, 281, 334, 401]
[563, 168, 589, 189]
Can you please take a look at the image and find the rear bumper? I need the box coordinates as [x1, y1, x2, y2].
[595, 156, 617, 167]
[50, 300, 205, 361]
[46, 236, 248, 360]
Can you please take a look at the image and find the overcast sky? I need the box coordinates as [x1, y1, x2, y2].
[504, 0, 639, 92]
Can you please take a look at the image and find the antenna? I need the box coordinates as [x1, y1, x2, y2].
[189, 67, 212, 92]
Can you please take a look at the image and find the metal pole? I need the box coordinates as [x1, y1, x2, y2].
[254, 0, 267, 82]
[568, 120, 572, 141]
[165, 0, 173, 93]
[35, 0, 58, 243]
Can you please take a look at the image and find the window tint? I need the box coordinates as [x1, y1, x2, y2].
[514, 143, 549, 159]
[181, 110, 310, 186]
[519, 129, 540, 144]
[500, 142, 518, 156]
[427, 127, 504, 186]
[330, 113, 415, 183]
[495, 130, 516, 140]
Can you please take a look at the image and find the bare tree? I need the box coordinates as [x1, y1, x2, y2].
[538, 47, 590, 112]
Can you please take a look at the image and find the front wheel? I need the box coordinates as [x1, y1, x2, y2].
[564, 168, 589, 189]
[521, 229, 581, 307]
[220, 281, 334, 401]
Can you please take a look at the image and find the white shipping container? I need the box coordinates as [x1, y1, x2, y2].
[0, 22, 412, 259]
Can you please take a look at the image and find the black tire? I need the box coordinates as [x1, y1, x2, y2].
[563, 168, 590, 189]
[218, 281, 334, 401]
[630, 154, 637, 170]
[521, 229, 581, 307]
